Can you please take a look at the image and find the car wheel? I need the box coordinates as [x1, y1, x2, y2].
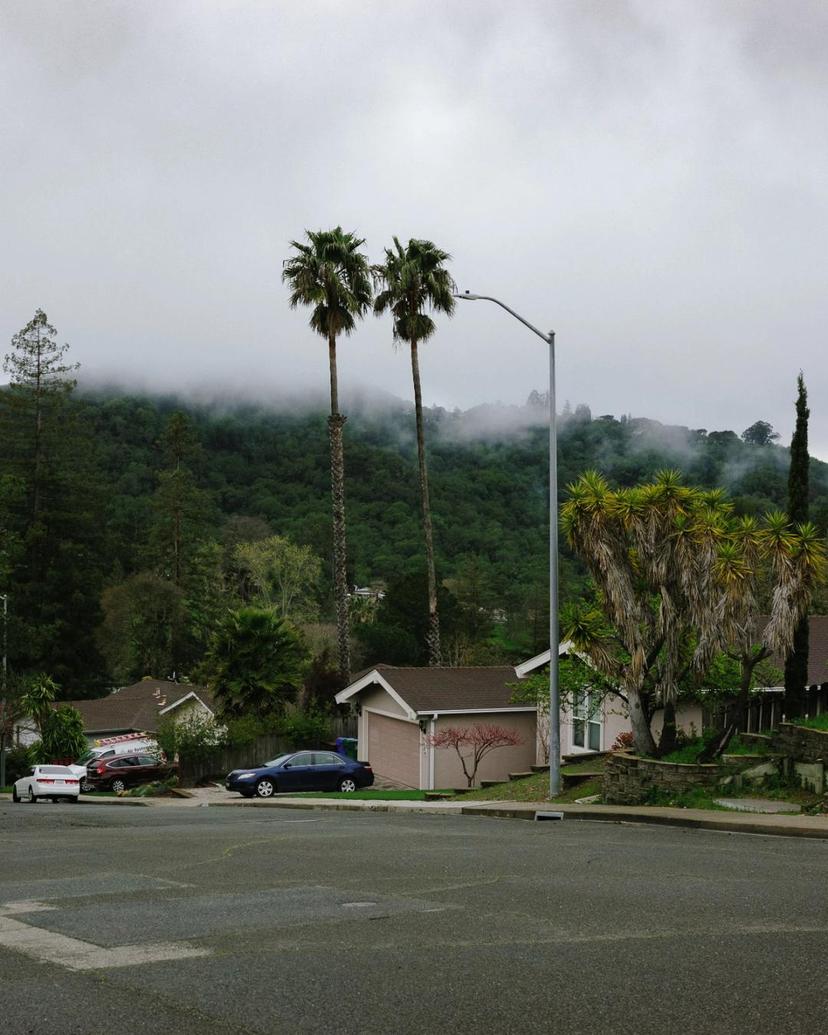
[12, 786, 20, 803]
[27, 785, 37, 803]
[339, 778, 358, 793]
[255, 778, 275, 798]
[80, 778, 93, 793]
[111, 778, 127, 794]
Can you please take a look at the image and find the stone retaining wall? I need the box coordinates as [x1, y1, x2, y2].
[772, 723, 828, 764]
[603, 752, 721, 805]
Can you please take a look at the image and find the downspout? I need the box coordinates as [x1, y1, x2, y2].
[429, 714, 437, 791]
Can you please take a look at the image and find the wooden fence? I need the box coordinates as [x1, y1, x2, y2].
[705, 684, 828, 736]
[178, 714, 358, 787]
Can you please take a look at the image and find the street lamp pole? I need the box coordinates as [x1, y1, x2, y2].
[454, 292, 561, 797]
[0, 593, 7, 791]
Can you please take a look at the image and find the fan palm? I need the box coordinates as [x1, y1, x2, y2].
[283, 228, 372, 681]
[373, 238, 456, 665]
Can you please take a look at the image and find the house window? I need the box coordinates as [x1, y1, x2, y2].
[572, 691, 601, 751]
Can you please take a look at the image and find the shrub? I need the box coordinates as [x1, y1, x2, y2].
[158, 712, 228, 761]
[4, 745, 34, 785]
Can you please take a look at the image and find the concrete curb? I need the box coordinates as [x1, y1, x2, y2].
[207, 795, 828, 838]
[0, 793, 149, 807]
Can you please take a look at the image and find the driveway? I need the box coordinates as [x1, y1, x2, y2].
[1, 802, 827, 1033]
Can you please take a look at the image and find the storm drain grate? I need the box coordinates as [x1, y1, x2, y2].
[534, 811, 564, 822]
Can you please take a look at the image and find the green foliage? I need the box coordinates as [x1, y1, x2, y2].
[232, 535, 322, 622]
[97, 573, 185, 684]
[156, 712, 228, 761]
[4, 379, 828, 693]
[275, 708, 331, 746]
[3, 744, 35, 784]
[202, 607, 307, 719]
[32, 705, 87, 763]
[0, 312, 105, 688]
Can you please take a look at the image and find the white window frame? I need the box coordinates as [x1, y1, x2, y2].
[571, 690, 602, 752]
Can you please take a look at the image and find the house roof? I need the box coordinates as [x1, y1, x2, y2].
[337, 664, 528, 715]
[510, 616, 828, 687]
[57, 679, 213, 734]
[799, 615, 828, 687]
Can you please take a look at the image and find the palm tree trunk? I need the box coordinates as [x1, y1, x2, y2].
[410, 340, 441, 666]
[327, 334, 350, 682]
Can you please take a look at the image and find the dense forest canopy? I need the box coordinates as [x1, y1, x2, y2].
[2, 372, 827, 695]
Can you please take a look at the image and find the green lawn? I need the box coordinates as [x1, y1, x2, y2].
[456, 772, 602, 803]
[292, 789, 450, 801]
[794, 714, 828, 732]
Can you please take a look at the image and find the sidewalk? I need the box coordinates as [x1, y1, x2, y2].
[4, 788, 827, 838]
[196, 789, 828, 839]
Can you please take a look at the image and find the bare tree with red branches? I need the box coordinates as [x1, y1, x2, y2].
[427, 724, 522, 788]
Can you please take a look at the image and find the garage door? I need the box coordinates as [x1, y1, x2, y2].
[365, 712, 421, 789]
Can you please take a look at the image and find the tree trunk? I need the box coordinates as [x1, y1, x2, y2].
[699, 651, 765, 762]
[627, 686, 656, 756]
[327, 334, 350, 682]
[657, 699, 678, 756]
[410, 340, 441, 666]
[784, 616, 809, 720]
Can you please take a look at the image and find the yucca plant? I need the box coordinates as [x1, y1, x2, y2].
[561, 471, 826, 756]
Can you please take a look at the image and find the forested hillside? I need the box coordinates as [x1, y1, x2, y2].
[3, 375, 827, 694]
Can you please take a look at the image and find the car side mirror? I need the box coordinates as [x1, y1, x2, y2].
[283, 762, 291, 768]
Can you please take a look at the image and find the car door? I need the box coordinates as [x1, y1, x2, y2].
[310, 751, 348, 791]
[279, 752, 314, 791]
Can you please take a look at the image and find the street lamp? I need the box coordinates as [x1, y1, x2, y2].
[0, 593, 7, 791]
[454, 291, 561, 797]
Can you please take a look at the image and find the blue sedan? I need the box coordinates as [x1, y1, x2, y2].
[225, 750, 374, 798]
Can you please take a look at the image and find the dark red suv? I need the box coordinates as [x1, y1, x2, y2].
[86, 752, 174, 793]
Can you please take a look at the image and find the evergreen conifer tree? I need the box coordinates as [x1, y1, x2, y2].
[784, 372, 810, 718]
[0, 311, 105, 689]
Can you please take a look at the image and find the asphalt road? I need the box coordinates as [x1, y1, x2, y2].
[1, 803, 827, 1035]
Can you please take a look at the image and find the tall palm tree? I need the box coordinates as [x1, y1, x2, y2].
[373, 238, 456, 666]
[282, 228, 372, 682]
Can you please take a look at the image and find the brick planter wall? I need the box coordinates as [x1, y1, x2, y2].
[603, 752, 721, 805]
[772, 723, 828, 764]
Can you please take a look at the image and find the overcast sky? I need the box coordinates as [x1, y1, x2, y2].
[2, 1, 827, 455]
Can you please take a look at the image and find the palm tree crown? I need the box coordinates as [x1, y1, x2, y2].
[283, 227, 373, 347]
[373, 237, 456, 341]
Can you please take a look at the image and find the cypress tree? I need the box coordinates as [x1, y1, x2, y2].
[784, 372, 810, 719]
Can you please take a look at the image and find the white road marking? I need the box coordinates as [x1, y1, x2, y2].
[0, 913, 209, 970]
[0, 900, 56, 916]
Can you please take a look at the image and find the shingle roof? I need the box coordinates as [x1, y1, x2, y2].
[57, 680, 212, 734]
[369, 664, 524, 713]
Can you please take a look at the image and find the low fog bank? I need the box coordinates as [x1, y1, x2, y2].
[74, 374, 819, 488]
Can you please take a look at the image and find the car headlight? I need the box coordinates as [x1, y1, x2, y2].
[237, 773, 256, 780]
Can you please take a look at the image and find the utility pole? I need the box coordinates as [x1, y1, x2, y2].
[0, 593, 8, 790]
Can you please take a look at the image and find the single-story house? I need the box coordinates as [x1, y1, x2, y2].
[335, 665, 539, 790]
[336, 617, 828, 789]
[13, 679, 216, 748]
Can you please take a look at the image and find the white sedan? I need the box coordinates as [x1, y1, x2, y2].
[13, 765, 81, 803]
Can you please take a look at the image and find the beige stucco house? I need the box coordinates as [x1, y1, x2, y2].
[335, 665, 539, 790]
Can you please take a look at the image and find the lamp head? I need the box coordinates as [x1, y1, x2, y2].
[454, 290, 482, 300]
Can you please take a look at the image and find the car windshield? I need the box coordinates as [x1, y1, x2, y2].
[38, 766, 73, 775]
[76, 751, 97, 765]
[260, 754, 292, 768]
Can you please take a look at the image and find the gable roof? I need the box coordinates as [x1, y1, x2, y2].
[512, 616, 828, 688]
[336, 664, 528, 714]
[57, 679, 213, 734]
